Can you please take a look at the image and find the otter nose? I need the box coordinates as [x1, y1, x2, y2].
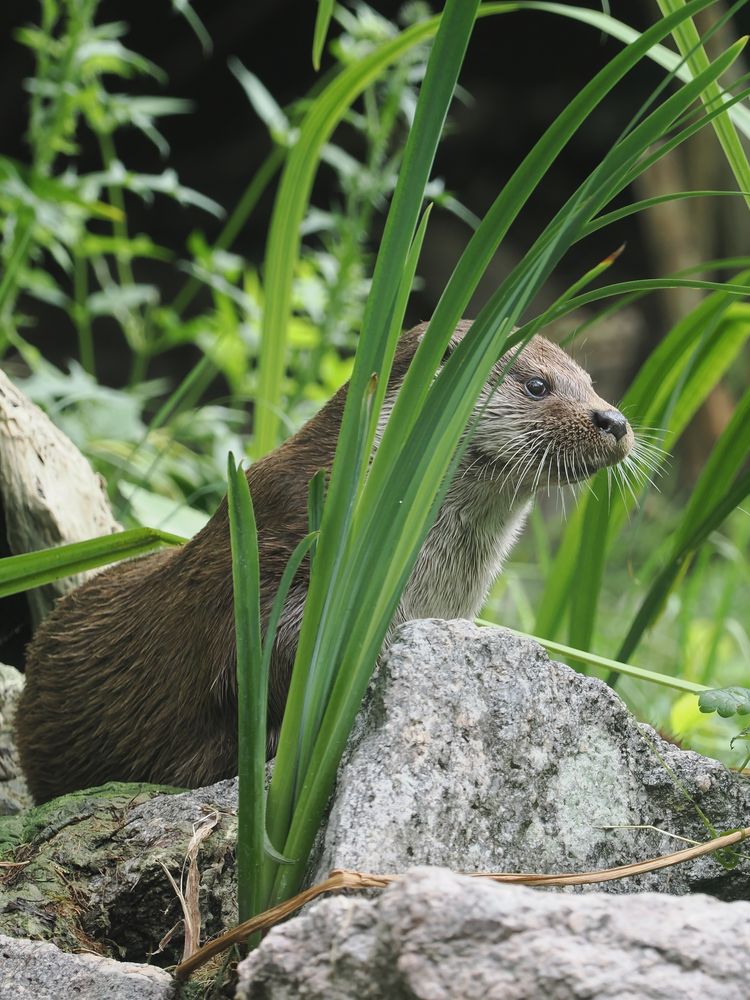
[592, 408, 628, 441]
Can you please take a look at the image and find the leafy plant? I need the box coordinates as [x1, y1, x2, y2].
[2, 0, 750, 939]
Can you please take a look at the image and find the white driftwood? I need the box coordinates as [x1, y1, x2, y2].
[0, 367, 120, 624]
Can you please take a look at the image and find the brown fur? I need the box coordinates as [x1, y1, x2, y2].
[16, 322, 633, 802]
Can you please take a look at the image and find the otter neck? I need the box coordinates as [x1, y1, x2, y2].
[397, 459, 533, 623]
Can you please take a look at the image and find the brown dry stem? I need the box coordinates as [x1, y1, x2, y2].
[174, 825, 750, 980]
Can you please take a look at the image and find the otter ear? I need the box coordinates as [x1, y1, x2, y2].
[410, 319, 469, 363]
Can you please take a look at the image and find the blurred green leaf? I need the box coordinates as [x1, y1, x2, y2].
[313, 0, 335, 70]
[700, 687, 750, 719]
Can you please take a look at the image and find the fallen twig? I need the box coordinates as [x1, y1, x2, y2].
[174, 825, 749, 980]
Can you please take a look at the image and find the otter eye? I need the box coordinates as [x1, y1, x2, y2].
[524, 377, 550, 399]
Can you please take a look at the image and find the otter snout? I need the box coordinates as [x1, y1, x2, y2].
[592, 407, 629, 442]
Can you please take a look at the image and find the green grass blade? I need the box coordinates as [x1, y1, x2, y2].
[657, 0, 750, 209]
[537, 274, 750, 644]
[504, 0, 750, 138]
[260, 532, 317, 689]
[0, 527, 185, 598]
[226, 454, 263, 929]
[474, 619, 709, 694]
[312, 0, 334, 70]
[253, 14, 442, 458]
[617, 464, 750, 667]
[585, 189, 750, 234]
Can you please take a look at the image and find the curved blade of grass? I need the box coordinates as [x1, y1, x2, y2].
[511, 0, 750, 138]
[260, 531, 317, 688]
[567, 292, 750, 654]
[617, 464, 750, 668]
[253, 14, 442, 458]
[657, 0, 750, 209]
[474, 618, 709, 693]
[585, 189, 750, 234]
[0, 527, 185, 598]
[227, 454, 263, 930]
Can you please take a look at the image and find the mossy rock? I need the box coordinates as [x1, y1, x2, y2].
[0, 778, 239, 963]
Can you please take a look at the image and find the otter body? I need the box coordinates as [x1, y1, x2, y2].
[16, 322, 633, 802]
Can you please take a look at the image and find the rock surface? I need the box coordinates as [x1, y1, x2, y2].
[0, 779, 239, 964]
[0, 933, 174, 999]
[2, 620, 749, 974]
[237, 867, 750, 1000]
[0, 663, 31, 816]
[0, 367, 120, 624]
[313, 619, 750, 897]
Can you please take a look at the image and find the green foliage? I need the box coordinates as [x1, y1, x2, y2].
[2, 0, 750, 932]
[700, 686, 750, 718]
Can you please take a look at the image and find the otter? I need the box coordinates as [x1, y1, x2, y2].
[16, 321, 634, 802]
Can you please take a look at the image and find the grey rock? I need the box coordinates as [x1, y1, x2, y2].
[313, 619, 750, 897]
[0, 933, 174, 999]
[0, 663, 32, 816]
[0, 367, 120, 625]
[0, 778, 239, 963]
[236, 867, 750, 1000]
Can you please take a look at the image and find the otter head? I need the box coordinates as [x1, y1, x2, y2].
[465, 333, 634, 496]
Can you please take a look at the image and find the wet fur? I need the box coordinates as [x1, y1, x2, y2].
[16, 322, 632, 801]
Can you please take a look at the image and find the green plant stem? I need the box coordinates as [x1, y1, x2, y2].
[172, 146, 285, 318]
[475, 619, 709, 695]
[0, 220, 33, 321]
[97, 130, 150, 384]
[226, 456, 263, 935]
[73, 255, 95, 376]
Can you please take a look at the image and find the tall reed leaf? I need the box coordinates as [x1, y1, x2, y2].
[616, 386, 750, 663]
[253, 14, 442, 458]
[657, 0, 750, 208]
[0, 527, 184, 598]
[265, 1, 733, 906]
[265, 0, 482, 867]
[226, 454, 263, 927]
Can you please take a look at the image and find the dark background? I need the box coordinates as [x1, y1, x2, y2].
[2, 0, 740, 381]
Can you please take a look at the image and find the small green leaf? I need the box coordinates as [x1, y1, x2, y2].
[229, 58, 296, 145]
[312, 0, 335, 70]
[699, 687, 750, 719]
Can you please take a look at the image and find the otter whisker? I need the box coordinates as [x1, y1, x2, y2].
[531, 441, 554, 495]
[614, 461, 640, 507]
